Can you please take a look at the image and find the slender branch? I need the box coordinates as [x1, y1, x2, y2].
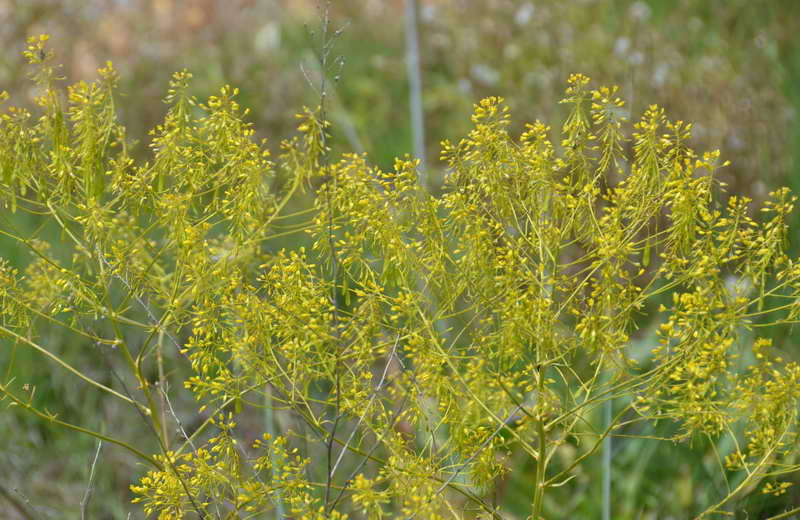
[531, 367, 547, 520]
[0, 324, 142, 409]
[80, 441, 103, 520]
[766, 506, 800, 520]
[0, 382, 161, 469]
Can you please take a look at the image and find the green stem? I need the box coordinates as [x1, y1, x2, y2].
[766, 506, 800, 520]
[0, 324, 141, 408]
[0, 382, 162, 470]
[531, 368, 548, 520]
[264, 386, 285, 519]
[602, 397, 611, 520]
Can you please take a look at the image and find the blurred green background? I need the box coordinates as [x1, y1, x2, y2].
[2, 0, 800, 518]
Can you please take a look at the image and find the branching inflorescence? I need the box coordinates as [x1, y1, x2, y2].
[1, 36, 800, 519]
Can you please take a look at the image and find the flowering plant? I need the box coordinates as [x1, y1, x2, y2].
[2, 37, 800, 519]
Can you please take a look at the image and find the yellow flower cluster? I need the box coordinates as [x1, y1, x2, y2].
[2, 36, 800, 518]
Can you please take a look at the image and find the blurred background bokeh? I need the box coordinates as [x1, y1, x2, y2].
[2, 0, 800, 518]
